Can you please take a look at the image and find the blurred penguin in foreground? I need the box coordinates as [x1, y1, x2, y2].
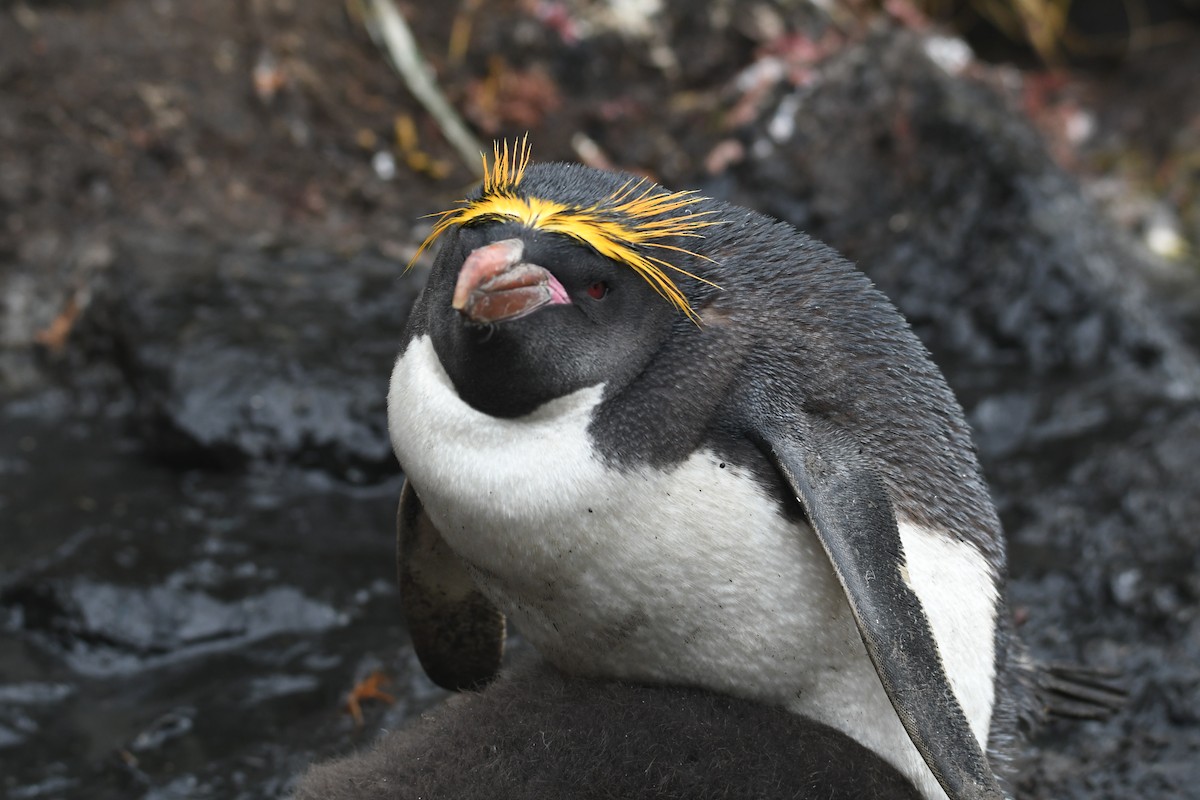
[290, 656, 922, 800]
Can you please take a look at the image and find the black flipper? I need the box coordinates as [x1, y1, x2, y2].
[754, 414, 1006, 800]
[397, 479, 506, 691]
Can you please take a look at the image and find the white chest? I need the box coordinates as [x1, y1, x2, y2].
[387, 335, 996, 800]
[389, 337, 852, 671]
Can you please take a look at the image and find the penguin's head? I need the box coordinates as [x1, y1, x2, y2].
[413, 141, 721, 418]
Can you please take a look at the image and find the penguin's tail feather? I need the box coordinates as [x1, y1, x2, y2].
[988, 629, 1125, 790]
[1036, 662, 1127, 721]
[1007, 644, 1126, 732]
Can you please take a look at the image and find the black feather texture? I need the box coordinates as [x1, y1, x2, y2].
[290, 657, 921, 800]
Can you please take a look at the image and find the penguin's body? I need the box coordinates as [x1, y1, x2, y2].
[390, 339, 996, 800]
[386, 145, 1079, 800]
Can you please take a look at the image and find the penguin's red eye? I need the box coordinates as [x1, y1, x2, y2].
[586, 281, 609, 300]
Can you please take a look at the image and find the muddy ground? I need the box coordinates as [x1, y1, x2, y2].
[1, 1, 1199, 798]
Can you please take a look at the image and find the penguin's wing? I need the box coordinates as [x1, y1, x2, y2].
[754, 414, 1006, 800]
[397, 479, 506, 691]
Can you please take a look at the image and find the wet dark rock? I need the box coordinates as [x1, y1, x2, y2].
[967, 391, 1036, 458]
[130, 708, 196, 753]
[723, 32, 1195, 386]
[4, 579, 345, 676]
[999, 402, 1200, 797]
[244, 673, 322, 705]
[92, 232, 418, 477]
[0, 412, 419, 798]
[0, 683, 74, 706]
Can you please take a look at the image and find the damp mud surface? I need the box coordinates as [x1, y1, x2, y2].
[2, 2, 1199, 798]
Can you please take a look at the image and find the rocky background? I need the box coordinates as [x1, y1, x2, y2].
[1, 1, 1198, 798]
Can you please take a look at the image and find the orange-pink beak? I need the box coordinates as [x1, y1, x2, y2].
[452, 238, 570, 324]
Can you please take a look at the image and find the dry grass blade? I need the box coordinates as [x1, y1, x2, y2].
[352, 0, 485, 177]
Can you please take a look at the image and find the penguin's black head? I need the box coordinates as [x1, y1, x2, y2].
[415, 144, 720, 418]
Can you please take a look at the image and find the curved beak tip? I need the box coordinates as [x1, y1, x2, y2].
[452, 238, 568, 324]
[452, 238, 526, 311]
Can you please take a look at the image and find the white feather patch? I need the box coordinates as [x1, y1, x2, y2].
[897, 521, 999, 749]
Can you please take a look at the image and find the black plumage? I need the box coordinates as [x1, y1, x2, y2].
[290, 657, 921, 800]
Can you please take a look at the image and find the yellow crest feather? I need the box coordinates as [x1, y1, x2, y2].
[410, 137, 720, 322]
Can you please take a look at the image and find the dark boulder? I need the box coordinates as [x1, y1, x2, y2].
[95, 233, 418, 478]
